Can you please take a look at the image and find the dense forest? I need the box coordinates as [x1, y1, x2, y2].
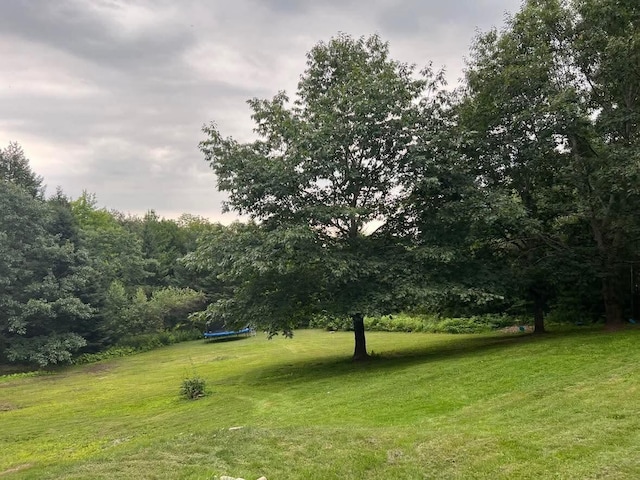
[2, 0, 639, 365]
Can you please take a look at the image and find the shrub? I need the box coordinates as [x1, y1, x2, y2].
[311, 312, 528, 334]
[6, 333, 87, 367]
[74, 347, 136, 365]
[73, 329, 204, 365]
[180, 376, 206, 400]
[309, 315, 352, 331]
[366, 314, 428, 332]
[117, 333, 163, 351]
[149, 287, 207, 330]
[170, 329, 203, 343]
[103, 285, 206, 342]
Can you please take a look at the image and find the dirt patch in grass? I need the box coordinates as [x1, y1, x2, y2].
[501, 325, 534, 334]
[0, 464, 32, 476]
[84, 363, 115, 375]
[0, 402, 17, 412]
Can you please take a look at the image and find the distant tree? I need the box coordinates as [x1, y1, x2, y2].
[147, 287, 206, 331]
[401, 96, 520, 319]
[0, 181, 93, 366]
[101, 280, 131, 341]
[102, 281, 206, 340]
[569, 0, 640, 328]
[70, 192, 151, 291]
[173, 214, 221, 292]
[139, 210, 189, 287]
[184, 221, 328, 336]
[199, 34, 439, 359]
[69, 192, 152, 344]
[48, 187, 81, 245]
[0, 142, 44, 198]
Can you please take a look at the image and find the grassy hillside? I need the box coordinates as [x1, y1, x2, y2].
[2, 328, 640, 479]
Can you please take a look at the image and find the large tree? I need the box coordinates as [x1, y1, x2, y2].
[68, 192, 153, 345]
[0, 179, 94, 366]
[569, 0, 640, 328]
[460, 0, 577, 332]
[198, 34, 437, 359]
[461, 0, 640, 330]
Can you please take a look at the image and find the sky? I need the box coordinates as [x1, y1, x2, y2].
[0, 0, 522, 223]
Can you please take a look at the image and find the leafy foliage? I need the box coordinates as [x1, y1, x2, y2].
[460, 0, 640, 329]
[6, 333, 87, 367]
[198, 34, 444, 358]
[311, 313, 526, 334]
[0, 181, 94, 366]
[180, 376, 206, 400]
[0, 142, 44, 198]
[0, 148, 210, 366]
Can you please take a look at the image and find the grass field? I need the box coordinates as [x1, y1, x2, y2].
[2, 328, 640, 479]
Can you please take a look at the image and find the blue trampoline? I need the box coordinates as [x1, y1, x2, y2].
[203, 327, 252, 339]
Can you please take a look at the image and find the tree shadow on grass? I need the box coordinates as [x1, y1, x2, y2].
[242, 328, 599, 386]
[204, 335, 253, 344]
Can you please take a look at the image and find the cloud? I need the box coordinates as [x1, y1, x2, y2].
[0, 0, 522, 222]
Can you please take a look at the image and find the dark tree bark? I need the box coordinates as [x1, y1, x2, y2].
[533, 295, 546, 334]
[590, 218, 625, 330]
[529, 285, 548, 334]
[351, 313, 369, 361]
[602, 277, 624, 331]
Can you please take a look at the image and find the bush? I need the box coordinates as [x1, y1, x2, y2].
[170, 329, 203, 343]
[308, 312, 529, 335]
[6, 333, 88, 367]
[117, 329, 203, 351]
[366, 314, 428, 332]
[310, 313, 527, 334]
[73, 329, 203, 365]
[117, 333, 163, 351]
[180, 376, 206, 400]
[74, 347, 137, 365]
[309, 315, 352, 331]
[149, 287, 207, 330]
[102, 285, 206, 342]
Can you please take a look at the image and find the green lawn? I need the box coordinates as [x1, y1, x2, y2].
[2, 328, 640, 479]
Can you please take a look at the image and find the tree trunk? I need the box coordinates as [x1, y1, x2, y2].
[631, 265, 640, 321]
[529, 285, 547, 334]
[533, 298, 546, 334]
[602, 276, 624, 331]
[588, 218, 625, 331]
[351, 313, 369, 361]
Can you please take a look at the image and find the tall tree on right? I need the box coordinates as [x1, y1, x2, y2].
[462, 0, 640, 330]
[570, 0, 640, 328]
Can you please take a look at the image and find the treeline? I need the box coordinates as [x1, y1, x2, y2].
[2, 0, 639, 364]
[0, 143, 218, 366]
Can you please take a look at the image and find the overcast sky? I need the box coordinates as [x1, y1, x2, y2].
[0, 0, 521, 222]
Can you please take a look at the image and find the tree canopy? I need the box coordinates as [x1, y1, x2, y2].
[198, 34, 446, 358]
[463, 0, 640, 329]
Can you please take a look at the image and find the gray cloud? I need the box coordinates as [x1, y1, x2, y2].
[378, 0, 514, 36]
[0, 1, 195, 74]
[0, 0, 521, 222]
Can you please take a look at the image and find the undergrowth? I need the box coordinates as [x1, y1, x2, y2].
[310, 313, 527, 334]
[73, 329, 202, 365]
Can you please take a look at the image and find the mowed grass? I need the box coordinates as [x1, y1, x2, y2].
[2, 328, 640, 479]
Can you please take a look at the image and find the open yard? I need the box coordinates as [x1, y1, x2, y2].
[2, 328, 640, 479]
